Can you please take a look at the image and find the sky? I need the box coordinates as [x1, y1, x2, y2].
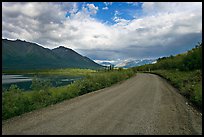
[2, 2, 202, 62]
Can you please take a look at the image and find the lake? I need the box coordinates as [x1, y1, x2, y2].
[2, 74, 83, 91]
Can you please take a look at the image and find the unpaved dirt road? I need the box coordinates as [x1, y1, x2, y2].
[2, 73, 202, 135]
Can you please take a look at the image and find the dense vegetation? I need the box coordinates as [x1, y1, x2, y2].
[133, 42, 202, 110]
[2, 69, 135, 120]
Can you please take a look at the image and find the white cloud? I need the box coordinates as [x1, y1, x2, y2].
[2, 2, 202, 60]
[102, 2, 112, 11]
[142, 2, 202, 15]
[94, 59, 116, 64]
[86, 3, 98, 15]
[126, 2, 140, 6]
[68, 2, 78, 14]
[102, 7, 108, 10]
[104, 2, 112, 6]
[112, 10, 121, 22]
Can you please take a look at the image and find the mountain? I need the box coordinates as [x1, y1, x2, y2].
[117, 59, 157, 68]
[111, 59, 156, 68]
[95, 59, 157, 68]
[52, 46, 102, 69]
[2, 39, 102, 70]
[98, 62, 114, 67]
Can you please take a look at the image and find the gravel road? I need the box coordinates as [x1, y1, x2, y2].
[2, 73, 202, 135]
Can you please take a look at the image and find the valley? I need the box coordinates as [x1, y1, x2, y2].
[2, 2, 202, 135]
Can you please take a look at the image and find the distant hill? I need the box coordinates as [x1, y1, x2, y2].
[2, 39, 102, 70]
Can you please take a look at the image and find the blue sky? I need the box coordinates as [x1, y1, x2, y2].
[87, 2, 143, 24]
[2, 2, 202, 62]
[64, 2, 143, 24]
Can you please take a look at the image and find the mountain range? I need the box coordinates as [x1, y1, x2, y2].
[115, 59, 157, 68]
[2, 39, 102, 70]
[95, 59, 157, 68]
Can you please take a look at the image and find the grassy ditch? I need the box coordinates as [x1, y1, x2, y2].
[2, 69, 135, 120]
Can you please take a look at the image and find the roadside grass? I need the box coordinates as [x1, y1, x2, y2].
[2, 69, 135, 120]
[2, 68, 97, 76]
[34, 68, 97, 76]
[149, 69, 202, 110]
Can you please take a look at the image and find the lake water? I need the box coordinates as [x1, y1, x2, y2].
[2, 74, 83, 91]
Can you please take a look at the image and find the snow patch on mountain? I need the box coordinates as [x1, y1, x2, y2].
[95, 58, 157, 68]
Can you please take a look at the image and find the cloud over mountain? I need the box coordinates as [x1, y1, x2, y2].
[2, 2, 202, 60]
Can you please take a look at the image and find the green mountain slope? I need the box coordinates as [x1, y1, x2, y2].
[52, 46, 101, 69]
[2, 39, 102, 70]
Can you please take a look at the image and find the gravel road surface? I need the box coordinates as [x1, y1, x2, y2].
[2, 73, 202, 135]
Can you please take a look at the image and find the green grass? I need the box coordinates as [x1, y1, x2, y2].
[149, 70, 202, 110]
[2, 68, 97, 76]
[33, 68, 97, 76]
[2, 69, 135, 120]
